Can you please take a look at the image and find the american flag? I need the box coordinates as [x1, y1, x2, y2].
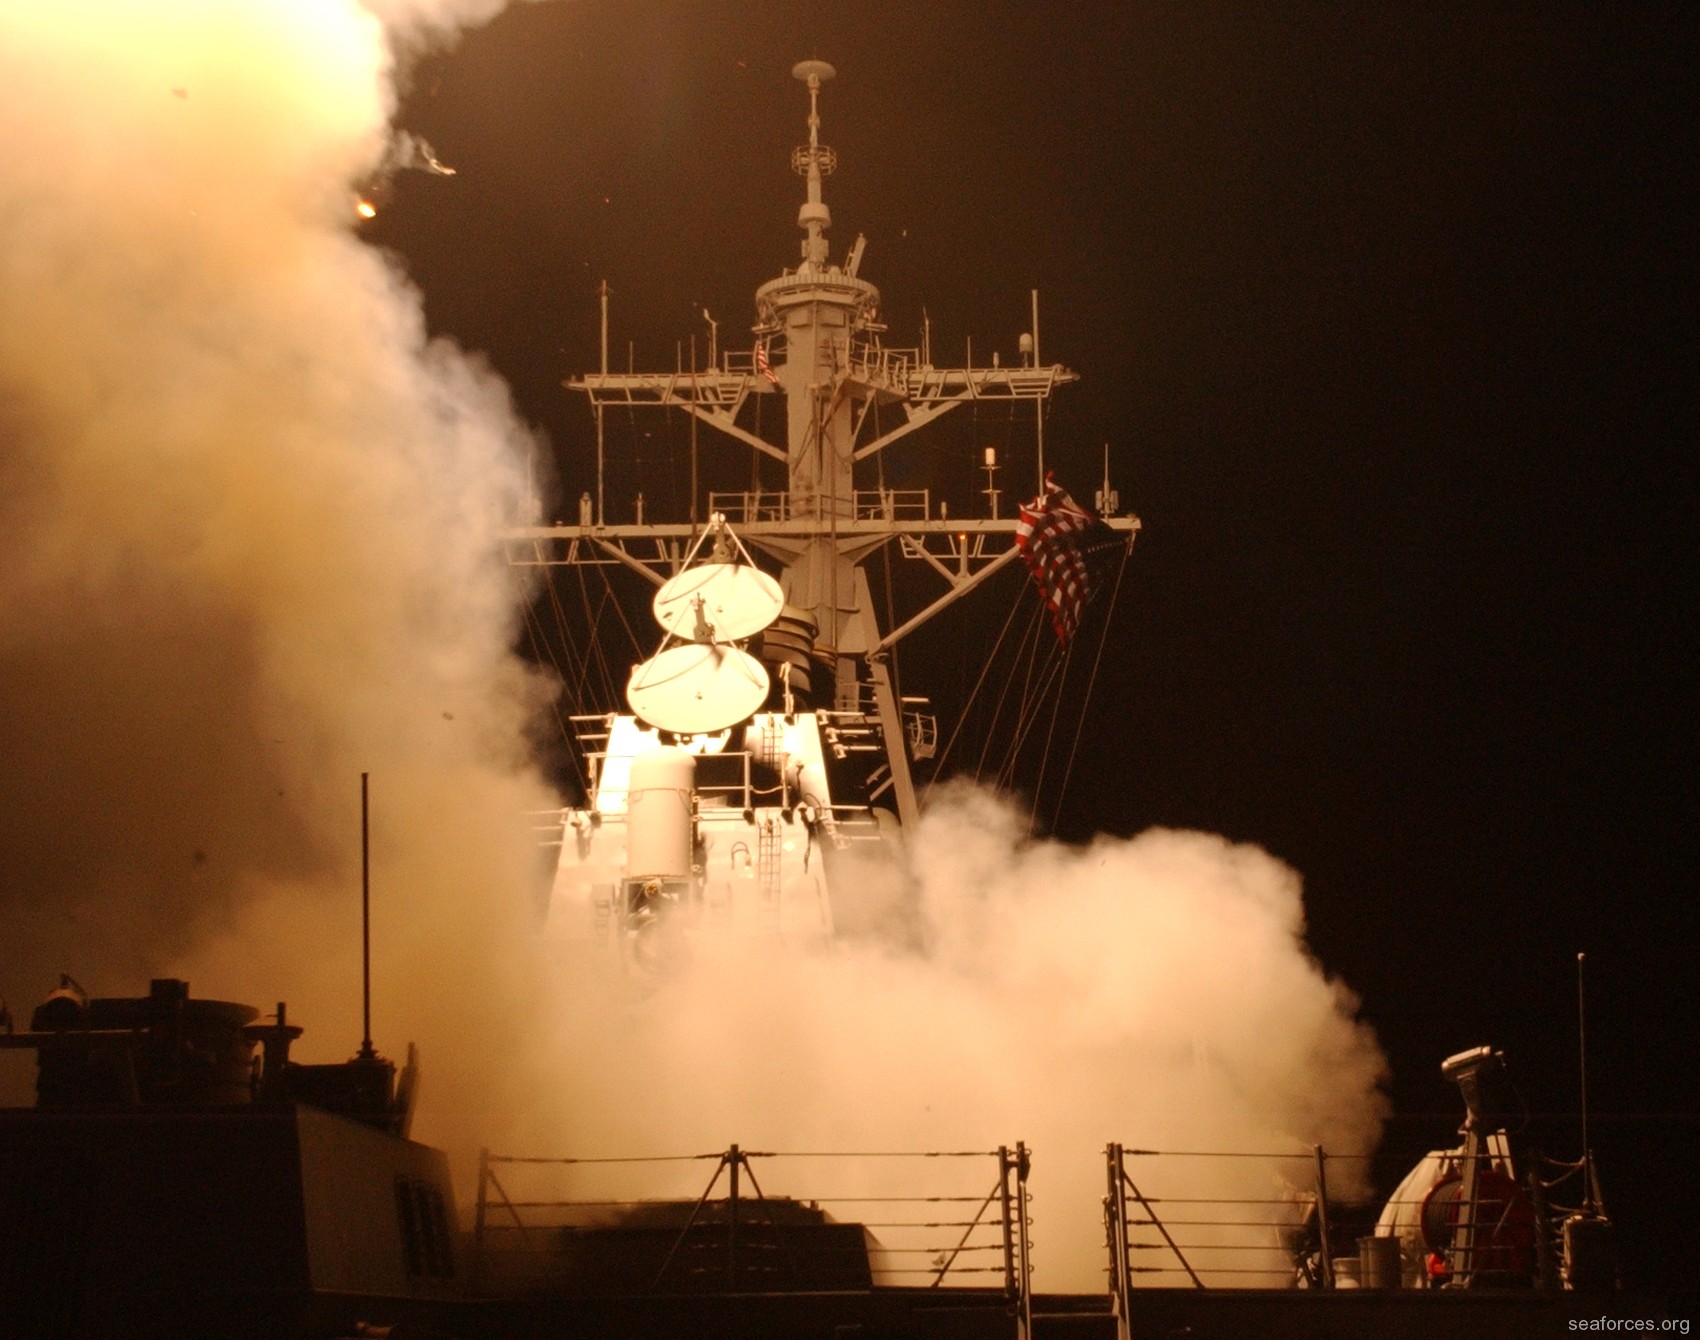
[1016, 474, 1097, 642]
[755, 338, 780, 385]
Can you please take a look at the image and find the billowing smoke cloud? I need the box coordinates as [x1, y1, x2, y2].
[526, 786, 1387, 1290]
[0, 0, 556, 1113]
[0, 1, 1385, 1294]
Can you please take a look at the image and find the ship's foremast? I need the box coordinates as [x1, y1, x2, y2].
[516, 62, 1136, 962]
[520, 60, 1136, 820]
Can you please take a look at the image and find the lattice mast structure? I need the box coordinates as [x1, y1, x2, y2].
[510, 65, 1135, 965]
[511, 62, 1137, 955]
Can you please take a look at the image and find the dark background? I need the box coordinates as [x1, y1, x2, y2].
[369, 1, 1696, 1287]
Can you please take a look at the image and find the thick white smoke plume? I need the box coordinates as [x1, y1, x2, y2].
[528, 785, 1387, 1289]
[0, 1, 1386, 1293]
[0, 0, 557, 1118]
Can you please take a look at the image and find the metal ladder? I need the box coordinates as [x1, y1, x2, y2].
[756, 817, 782, 932]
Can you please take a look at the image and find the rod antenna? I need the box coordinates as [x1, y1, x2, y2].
[360, 772, 374, 1059]
[1577, 950, 1595, 1211]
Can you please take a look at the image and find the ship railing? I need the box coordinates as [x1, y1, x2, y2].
[818, 711, 882, 757]
[705, 489, 932, 526]
[817, 689, 909, 721]
[797, 803, 889, 852]
[707, 490, 791, 524]
[811, 697, 936, 769]
[1102, 1143, 1379, 1329]
[903, 697, 939, 759]
[568, 712, 613, 740]
[817, 695, 937, 761]
[846, 341, 917, 390]
[853, 487, 929, 521]
[472, 1142, 1033, 1318]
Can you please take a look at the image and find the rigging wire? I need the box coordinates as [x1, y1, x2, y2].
[986, 598, 1047, 785]
[985, 596, 1056, 784]
[573, 564, 620, 710]
[1049, 536, 1134, 833]
[521, 603, 590, 796]
[751, 385, 764, 495]
[514, 565, 591, 799]
[1027, 632, 1079, 834]
[543, 550, 599, 712]
[1010, 545, 1144, 799]
[973, 597, 1047, 783]
[598, 558, 648, 670]
[923, 576, 1026, 801]
[1047, 540, 1128, 833]
[996, 638, 1070, 792]
[872, 399, 903, 708]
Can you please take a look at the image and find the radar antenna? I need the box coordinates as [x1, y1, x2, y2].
[791, 60, 837, 265]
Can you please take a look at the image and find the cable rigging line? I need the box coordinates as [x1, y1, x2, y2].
[871, 401, 903, 709]
[996, 637, 1070, 792]
[573, 565, 620, 712]
[987, 598, 1057, 784]
[602, 563, 647, 668]
[923, 576, 1026, 803]
[542, 549, 598, 713]
[973, 597, 1047, 784]
[1049, 537, 1134, 833]
[515, 570, 591, 799]
[1028, 632, 1079, 835]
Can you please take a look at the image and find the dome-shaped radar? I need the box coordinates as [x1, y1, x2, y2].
[792, 59, 836, 84]
[626, 643, 771, 736]
[652, 563, 783, 643]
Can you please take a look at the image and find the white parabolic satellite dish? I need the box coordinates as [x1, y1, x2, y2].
[652, 563, 784, 643]
[626, 643, 771, 736]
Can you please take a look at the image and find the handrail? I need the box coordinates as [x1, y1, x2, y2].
[473, 1142, 1032, 1313]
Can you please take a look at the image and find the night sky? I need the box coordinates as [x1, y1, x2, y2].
[369, 1, 1696, 1286]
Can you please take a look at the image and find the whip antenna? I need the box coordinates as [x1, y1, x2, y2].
[1577, 950, 1594, 1212]
[360, 771, 374, 1059]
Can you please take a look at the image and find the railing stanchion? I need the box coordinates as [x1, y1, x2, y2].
[997, 1144, 1017, 1299]
[473, 1146, 489, 1293]
[1014, 1141, 1033, 1340]
[1107, 1143, 1133, 1340]
[728, 1143, 740, 1289]
[1313, 1145, 1334, 1288]
[472, 1144, 1063, 1294]
[652, 1150, 731, 1290]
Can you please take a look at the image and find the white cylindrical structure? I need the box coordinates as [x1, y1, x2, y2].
[626, 747, 695, 880]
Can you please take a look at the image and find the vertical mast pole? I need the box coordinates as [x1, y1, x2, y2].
[360, 771, 373, 1058]
[1578, 950, 1595, 1212]
[597, 281, 609, 526]
[599, 280, 609, 375]
[690, 334, 699, 530]
[1032, 289, 1044, 491]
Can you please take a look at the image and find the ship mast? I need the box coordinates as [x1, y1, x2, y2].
[513, 62, 1139, 826]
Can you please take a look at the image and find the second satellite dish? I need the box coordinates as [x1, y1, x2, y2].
[653, 563, 783, 643]
[626, 643, 771, 736]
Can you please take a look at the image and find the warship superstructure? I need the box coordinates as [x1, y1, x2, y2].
[0, 977, 460, 1339]
[513, 60, 1138, 967]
